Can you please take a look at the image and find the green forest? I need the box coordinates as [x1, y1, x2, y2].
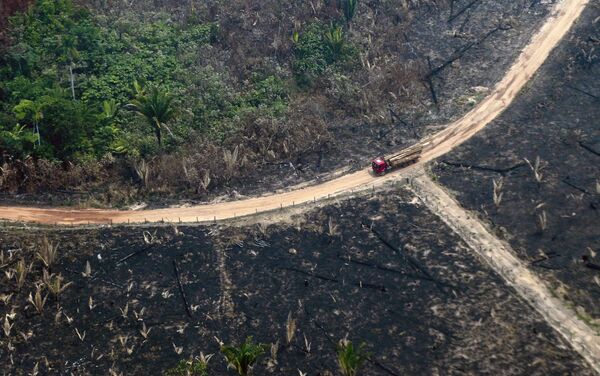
[0, 0, 359, 202]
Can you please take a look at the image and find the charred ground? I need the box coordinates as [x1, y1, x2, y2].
[432, 3, 600, 324]
[0, 189, 593, 374]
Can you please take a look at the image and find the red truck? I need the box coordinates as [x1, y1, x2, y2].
[371, 144, 423, 175]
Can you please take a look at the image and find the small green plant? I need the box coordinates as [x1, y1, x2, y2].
[341, 0, 358, 25]
[324, 25, 345, 59]
[164, 353, 213, 376]
[221, 337, 268, 376]
[336, 337, 370, 376]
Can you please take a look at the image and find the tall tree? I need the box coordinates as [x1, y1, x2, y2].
[58, 34, 79, 100]
[126, 82, 175, 147]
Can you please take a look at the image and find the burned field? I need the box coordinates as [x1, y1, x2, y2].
[0, 189, 593, 375]
[432, 5, 600, 324]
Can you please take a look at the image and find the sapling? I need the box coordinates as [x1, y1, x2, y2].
[285, 312, 297, 345]
[14, 259, 31, 291]
[327, 217, 339, 237]
[4, 269, 15, 281]
[119, 302, 129, 319]
[43, 270, 72, 299]
[0, 293, 13, 305]
[82, 261, 92, 278]
[221, 336, 268, 376]
[200, 171, 211, 192]
[341, 0, 358, 25]
[19, 330, 33, 342]
[164, 353, 213, 376]
[3, 316, 13, 338]
[492, 177, 504, 208]
[223, 145, 240, 181]
[524, 156, 546, 183]
[117, 334, 135, 354]
[28, 285, 48, 314]
[303, 334, 311, 354]
[75, 328, 86, 342]
[173, 342, 184, 355]
[336, 337, 370, 376]
[140, 322, 151, 339]
[537, 210, 548, 232]
[37, 236, 59, 269]
[267, 341, 279, 370]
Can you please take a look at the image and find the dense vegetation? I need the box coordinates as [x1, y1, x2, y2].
[0, 0, 291, 160]
[0, 0, 551, 205]
[0, 0, 362, 202]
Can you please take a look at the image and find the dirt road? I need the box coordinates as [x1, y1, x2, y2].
[409, 171, 600, 374]
[0, 0, 589, 225]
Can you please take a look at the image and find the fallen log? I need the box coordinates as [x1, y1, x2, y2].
[336, 253, 457, 289]
[280, 266, 386, 291]
[441, 160, 526, 174]
[425, 24, 510, 80]
[448, 0, 481, 23]
[579, 141, 600, 157]
[362, 221, 451, 294]
[173, 259, 193, 319]
[561, 177, 591, 195]
[117, 245, 155, 264]
[565, 84, 600, 100]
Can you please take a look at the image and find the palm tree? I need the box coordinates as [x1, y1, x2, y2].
[126, 83, 175, 147]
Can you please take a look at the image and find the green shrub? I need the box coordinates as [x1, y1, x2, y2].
[0, 124, 39, 159]
[164, 355, 212, 376]
[293, 22, 357, 86]
[336, 338, 370, 376]
[220, 337, 268, 376]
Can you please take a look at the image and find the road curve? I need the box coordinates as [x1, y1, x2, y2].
[0, 0, 589, 226]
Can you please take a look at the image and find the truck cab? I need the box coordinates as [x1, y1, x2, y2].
[371, 157, 388, 175]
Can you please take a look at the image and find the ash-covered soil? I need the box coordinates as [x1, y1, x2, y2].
[432, 4, 600, 323]
[0, 189, 593, 374]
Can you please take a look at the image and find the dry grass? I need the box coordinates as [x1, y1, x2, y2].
[525, 156, 547, 183]
[27, 284, 47, 314]
[492, 177, 504, 208]
[537, 210, 548, 232]
[285, 311, 297, 345]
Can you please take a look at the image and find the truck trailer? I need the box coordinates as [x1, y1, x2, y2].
[371, 144, 423, 175]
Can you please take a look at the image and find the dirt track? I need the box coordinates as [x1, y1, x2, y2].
[0, 0, 589, 225]
[409, 171, 600, 374]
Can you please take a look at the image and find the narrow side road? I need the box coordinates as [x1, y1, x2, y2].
[408, 171, 600, 374]
[0, 0, 590, 225]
